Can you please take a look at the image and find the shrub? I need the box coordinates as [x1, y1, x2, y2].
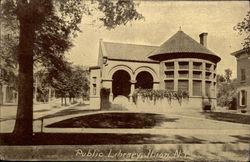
[132, 88, 189, 105]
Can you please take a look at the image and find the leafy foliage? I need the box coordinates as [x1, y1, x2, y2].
[234, 11, 250, 49]
[217, 69, 237, 107]
[1, 0, 143, 139]
[224, 68, 232, 83]
[97, 0, 143, 29]
[132, 89, 189, 105]
[48, 65, 90, 99]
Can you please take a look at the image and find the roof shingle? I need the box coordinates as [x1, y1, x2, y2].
[102, 41, 158, 62]
[148, 30, 220, 61]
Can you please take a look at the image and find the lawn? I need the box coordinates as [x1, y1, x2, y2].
[46, 112, 179, 128]
[201, 112, 250, 124]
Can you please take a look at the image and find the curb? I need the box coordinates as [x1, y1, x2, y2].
[170, 113, 250, 128]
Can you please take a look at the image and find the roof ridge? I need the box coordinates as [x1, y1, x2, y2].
[103, 41, 159, 48]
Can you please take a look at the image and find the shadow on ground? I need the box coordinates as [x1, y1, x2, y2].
[0, 133, 219, 145]
[36, 109, 99, 120]
[46, 112, 179, 128]
[200, 112, 250, 124]
[230, 135, 250, 143]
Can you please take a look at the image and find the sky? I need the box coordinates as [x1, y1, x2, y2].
[66, 1, 249, 78]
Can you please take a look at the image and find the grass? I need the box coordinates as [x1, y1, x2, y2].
[46, 112, 179, 128]
[201, 112, 250, 124]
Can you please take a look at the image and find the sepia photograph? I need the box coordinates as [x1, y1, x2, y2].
[0, 0, 249, 161]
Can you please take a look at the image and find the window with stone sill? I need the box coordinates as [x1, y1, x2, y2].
[93, 84, 96, 95]
[241, 69, 246, 81]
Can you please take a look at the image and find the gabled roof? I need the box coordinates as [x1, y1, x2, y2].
[101, 41, 159, 62]
[148, 30, 221, 62]
[231, 48, 250, 57]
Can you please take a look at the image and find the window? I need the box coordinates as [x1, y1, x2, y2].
[193, 62, 202, 70]
[193, 71, 201, 79]
[179, 71, 188, 78]
[240, 90, 247, 106]
[93, 84, 96, 95]
[205, 81, 211, 97]
[93, 77, 97, 83]
[178, 80, 188, 92]
[179, 62, 189, 69]
[193, 80, 202, 96]
[165, 80, 174, 91]
[206, 63, 212, 71]
[165, 62, 174, 69]
[241, 69, 246, 81]
[165, 71, 174, 78]
[205, 72, 211, 79]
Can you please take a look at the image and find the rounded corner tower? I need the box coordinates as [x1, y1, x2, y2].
[148, 30, 221, 109]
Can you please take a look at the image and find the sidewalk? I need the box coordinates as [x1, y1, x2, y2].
[0, 100, 86, 133]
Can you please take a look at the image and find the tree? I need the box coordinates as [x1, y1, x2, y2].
[216, 74, 225, 83]
[234, 11, 250, 49]
[1, 0, 143, 142]
[224, 68, 232, 83]
[217, 69, 237, 108]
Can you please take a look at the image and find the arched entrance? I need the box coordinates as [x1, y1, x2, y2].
[136, 71, 153, 89]
[112, 70, 131, 98]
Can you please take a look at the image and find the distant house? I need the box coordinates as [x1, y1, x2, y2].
[89, 30, 221, 111]
[0, 68, 18, 105]
[231, 48, 250, 112]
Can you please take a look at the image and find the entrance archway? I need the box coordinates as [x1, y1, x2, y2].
[136, 71, 153, 89]
[112, 70, 131, 98]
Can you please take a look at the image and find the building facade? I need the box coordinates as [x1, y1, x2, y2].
[231, 48, 250, 112]
[90, 30, 221, 111]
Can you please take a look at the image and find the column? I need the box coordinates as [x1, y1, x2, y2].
[159, 62, 165, 89]
[102, 80, 113, 102]
[2, 84, 7, 104]
[174, 61, 178, 91]
[129, 80, 136, 102]
[153, 82, 159, 90]
[189, 61, 193, 96]
[109, 81, 113, 102]
[202, 62, 206, 97]
[48, 87, 51, 103]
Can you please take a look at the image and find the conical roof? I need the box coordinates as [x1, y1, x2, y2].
[148, 30, 221, 63]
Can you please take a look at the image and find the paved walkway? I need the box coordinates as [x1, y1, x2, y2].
[0, 100, 84, 133]
[1, 103, 250, 140]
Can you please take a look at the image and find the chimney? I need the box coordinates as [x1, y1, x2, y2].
[199, 33, 208, 47]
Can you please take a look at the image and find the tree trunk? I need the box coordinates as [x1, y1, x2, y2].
[61, 96, 63, 106]
[13, 18, 35, 143]
[48, 87, 51, 103]
[33, 76, 38, 104]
